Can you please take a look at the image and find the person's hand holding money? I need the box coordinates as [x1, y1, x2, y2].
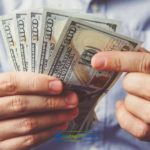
[0, 72, 78, 149]
[92, 49, 150, 141]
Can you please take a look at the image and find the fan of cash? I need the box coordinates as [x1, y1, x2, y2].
[0, 8, 141, 133]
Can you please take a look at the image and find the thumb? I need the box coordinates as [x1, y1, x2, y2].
[91, 50, 150, 73]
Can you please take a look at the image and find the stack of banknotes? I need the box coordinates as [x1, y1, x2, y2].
[0, 8, 141, 133]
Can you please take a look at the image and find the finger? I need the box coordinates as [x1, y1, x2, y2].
[116, 101, 150, 141]
[0, 108, 78, 140]
[0, 123, 68, 150]
[123, 73, 150, 100]
[124, 94, 150, 124]
[0, 72, 63, 96]
[91, 51, 150, 73]
[0, 91, 78, 119]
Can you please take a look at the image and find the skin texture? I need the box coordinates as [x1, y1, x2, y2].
[0, 72, 79, 150]
[91, 49, 150, 141]
[0, 48, 149, 149]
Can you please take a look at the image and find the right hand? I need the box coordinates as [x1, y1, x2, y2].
[0, 72, 79, 150]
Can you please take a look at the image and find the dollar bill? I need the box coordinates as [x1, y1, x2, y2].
[28, 9, 43, 72]
[14, 12, 30, 71]
[37, 9, 120, 74]
[36, 9, 69, 73]
[0, 15, 21, 71]
[0, 9, 142, 132]
[46, 18, 141, 131]
[63, 12, 121, 32]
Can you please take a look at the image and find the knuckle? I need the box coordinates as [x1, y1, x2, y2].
[135, 124, 149, 140]
[44, 97, 57, 110]
[11, 96, 27, 113]
[117, 110, 127, 130]
[139, 53, 150, 73]
[24, 135, 36, 146]
[21, 118, 36, 133]
[27, 75, 39, 91]
[124, 94, 133, 110]
[3, 73, 17, 94]
[113, 57, 122, 71]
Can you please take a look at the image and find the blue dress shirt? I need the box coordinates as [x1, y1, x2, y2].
[0, 0, 150, 150]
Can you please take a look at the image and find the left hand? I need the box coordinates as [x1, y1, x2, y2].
[0, 72, 79, 150]
[91, 49, 150, 141]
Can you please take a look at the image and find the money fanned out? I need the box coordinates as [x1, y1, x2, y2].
[0, 8, 141, 133]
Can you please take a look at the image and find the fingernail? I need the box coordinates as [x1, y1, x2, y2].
[65, 92, 78, 108]
[49, 80, 62, 93]
[116, 101, 122, 109]
[92, 57, 106, 69]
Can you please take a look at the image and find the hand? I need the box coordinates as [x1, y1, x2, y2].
[91, 49, 150, 141]
[0, 72, 79, 150]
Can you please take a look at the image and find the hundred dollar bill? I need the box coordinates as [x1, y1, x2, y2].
[46, 18, 141, 131]
[36, 9, 68, 73]
[0, 15, 21, 71]
[14, 12, 29, 71]
[28, 9, 43, 72]
[64, 12, 121, 32]
[37, 9, 120, 74]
